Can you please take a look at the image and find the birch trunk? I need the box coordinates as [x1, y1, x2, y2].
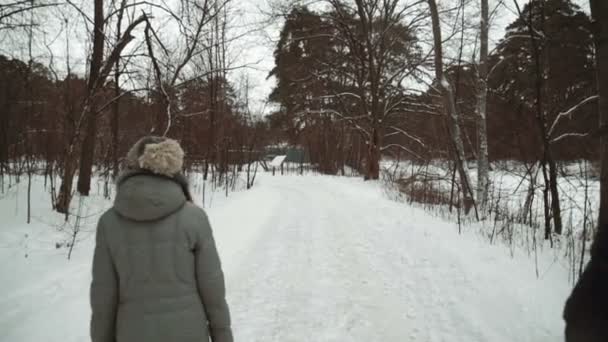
[427, 0, 475, 215]
[476, 0, 490, 209]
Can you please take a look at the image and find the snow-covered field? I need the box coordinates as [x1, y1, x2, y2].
[0, 172, 571, 341]
[382, 159, 600, 249]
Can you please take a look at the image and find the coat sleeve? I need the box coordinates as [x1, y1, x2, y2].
[194, 210, 233, 342]
[90, 219, 118, 342]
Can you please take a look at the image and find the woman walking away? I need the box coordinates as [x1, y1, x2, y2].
[90, 136, 233, 342]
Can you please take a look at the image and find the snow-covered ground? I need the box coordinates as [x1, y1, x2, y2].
[0, 173, 571, 341]
[382, 159, 600, 247]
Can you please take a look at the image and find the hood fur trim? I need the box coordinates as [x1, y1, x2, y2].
[136, 138, 184, 177]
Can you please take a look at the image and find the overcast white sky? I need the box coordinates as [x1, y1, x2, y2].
[0, 0, 591, 116]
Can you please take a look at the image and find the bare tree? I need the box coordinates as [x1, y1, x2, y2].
[201, 0, 229, 181]
[0, 0, 58, 31]
[427, 0, 476, 215]
[319, 0, 427, 180]
[111, 0, 127, 179]
[75, 0, 107, 197]
[143, 0, 230, 136]
[56, 0, 146, 212]
[510, 0, 563, 238]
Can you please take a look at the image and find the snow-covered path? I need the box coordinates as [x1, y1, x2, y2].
[0, 174, 571, 341]
[220, 176, 569, 342]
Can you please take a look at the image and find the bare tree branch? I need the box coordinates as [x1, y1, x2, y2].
[548, 95, 599, 137]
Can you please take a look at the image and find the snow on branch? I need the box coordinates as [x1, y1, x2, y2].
[548, 95, 599, 137]
[552, 124, 608, 144]
[95, 88, 149, 116]
[296, 109, 371, 138]
[380, 144, 422, 159]
[318, 93, 362, 100]
[551, 132, 590, 144]
[487, 55, 510, 80]
[385, 126, 425, 147]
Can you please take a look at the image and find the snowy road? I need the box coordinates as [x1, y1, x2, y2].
[0, 174, 570, 341]
[215, 176, 569, 342]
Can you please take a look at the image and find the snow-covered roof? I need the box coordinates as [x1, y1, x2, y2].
[269, 155, 287, 167]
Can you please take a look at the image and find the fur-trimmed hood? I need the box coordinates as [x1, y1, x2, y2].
[119, 136, 192, 204]
[124, 136, 184, 177]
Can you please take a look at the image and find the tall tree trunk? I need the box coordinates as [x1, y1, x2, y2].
[563, 1, 608, 340]
[111, 3, 124, 179]
[76, 114, 98, 195]
[427, 0, 475, 215]
[366, 125, 381, 180]
[56, 138, 78, 215]
[76, 0, 104, 196]
[541, 161, 552, 240]
[153, 92, 170, 135]
[206, 75, 216, 181]
[591, 0, 607, 229]
[444, 77, 475, 215]
[476, 0, 490, 209]
[111, 81, 120, 178]
[353, 0, 383, 181]
[547, 153, 562, 234]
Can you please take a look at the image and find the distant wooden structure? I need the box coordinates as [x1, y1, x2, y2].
[264, 146, 310, 175]
[184, 149, 263, 169]
[264, 147, 309, 163]
[182, 146, 309, 175]
[269, 155, 287, 175]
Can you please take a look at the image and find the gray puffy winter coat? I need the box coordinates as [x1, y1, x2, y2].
[90, 173, 232, 342]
